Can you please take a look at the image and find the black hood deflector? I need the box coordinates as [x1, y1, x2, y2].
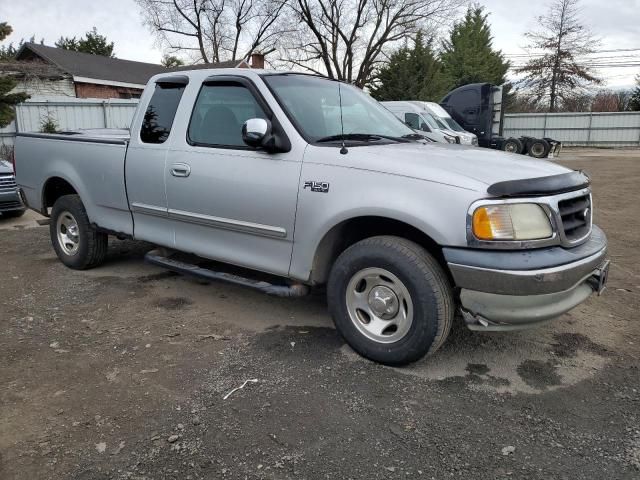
[487, 171, 590, 197]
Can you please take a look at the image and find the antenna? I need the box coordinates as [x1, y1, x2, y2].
[338, 81, 348, 155]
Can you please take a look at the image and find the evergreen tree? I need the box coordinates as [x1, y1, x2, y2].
[56, 27, 115, 57]
[161, 54, 185, 68]
[440, 4, 509, 90]
[0, 36, 41, 61]
[0, 22, 30, 127]
[371, 32, 447, 102]
[629, 76, 640, 111]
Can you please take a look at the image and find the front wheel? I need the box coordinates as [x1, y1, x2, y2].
[503, 137, 523, 154]
[50, 195, 108, 270]
[327, 236, 454, 366]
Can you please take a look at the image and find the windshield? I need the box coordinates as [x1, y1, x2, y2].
[263, 74, 415, 143]
[442, 116, 465, 132]
[419, 113, 441, 131]
[427, 102, 466, 132]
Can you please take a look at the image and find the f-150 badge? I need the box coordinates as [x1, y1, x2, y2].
[303, 181, 330, 193]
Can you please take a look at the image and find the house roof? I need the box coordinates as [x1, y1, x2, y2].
[168, 59, 248, 71]
[17, 43, 168, 87]
[16, 43, 251, 88]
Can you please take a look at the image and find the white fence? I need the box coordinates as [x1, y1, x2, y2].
[503, 111, 640, 147]
[2, 99, 639, 148]
[0, 98, 139, 147]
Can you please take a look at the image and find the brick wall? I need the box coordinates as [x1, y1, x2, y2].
[74, 82, 143, 99]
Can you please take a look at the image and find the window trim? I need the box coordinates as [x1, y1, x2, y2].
[139, 78, 188, 145]
[186, 75, 289, 151]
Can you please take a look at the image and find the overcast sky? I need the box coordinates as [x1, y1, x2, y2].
[2, 0, 639, 88]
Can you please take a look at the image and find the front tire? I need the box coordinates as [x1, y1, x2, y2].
[327, 236, 453, 366]
[50, 195, 108, 270]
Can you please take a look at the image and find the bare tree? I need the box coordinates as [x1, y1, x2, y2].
[515, 0, 600, 112]
[136, 0, 288, 64]
[279, 0, 463, 88]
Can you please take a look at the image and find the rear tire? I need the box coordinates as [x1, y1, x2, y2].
[50, 195, 108, 270]
[327, 236, 453, 366]
[528, 139, 551, 158]
[503, 137, 523, 154]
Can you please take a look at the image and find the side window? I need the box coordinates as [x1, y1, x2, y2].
[140, 82, 186, 144]
[417, 115, 431, 132]
[404, 112, 420, 130]
[188, 82, 267, 147]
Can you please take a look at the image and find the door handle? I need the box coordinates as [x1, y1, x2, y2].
[170, 163, 191, 177]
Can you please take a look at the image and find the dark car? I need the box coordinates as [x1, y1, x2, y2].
[0, 159, 26, 218]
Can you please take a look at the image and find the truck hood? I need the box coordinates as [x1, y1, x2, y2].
[346, 142, 571, 193]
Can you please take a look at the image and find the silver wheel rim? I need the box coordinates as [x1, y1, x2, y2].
[505, 142, 517, 153]
[345, 267, 414, 344]
[56, 211, 80, 256]
[531, 143, 545, 156]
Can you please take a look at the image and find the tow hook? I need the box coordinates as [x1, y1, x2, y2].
[460, 308, 490, 328]
[587, 260, 610, 296]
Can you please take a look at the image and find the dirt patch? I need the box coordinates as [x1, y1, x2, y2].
[1, 150, 639, 479]
[517, 359, 563, 389]
[551, 332, 613, 358]
[152, 296, 194, 310]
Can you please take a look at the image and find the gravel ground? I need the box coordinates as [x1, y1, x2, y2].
[1, 149, 639, 479]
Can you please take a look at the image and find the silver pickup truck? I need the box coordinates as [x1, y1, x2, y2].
[15, 69, 608, 365]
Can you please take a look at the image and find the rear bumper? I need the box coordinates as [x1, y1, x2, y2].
[444, 225, 607, 330]
[0, 189, 25, 213]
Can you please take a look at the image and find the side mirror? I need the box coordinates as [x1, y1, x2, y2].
[242, 118, 270, 148]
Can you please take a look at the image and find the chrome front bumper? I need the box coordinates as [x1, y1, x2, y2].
[444, 225, 608, 331]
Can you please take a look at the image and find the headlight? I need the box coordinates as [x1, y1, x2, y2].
[472, 204, 553, 241]
[444, 135, 456, 144]
[471, 137, 478, 146]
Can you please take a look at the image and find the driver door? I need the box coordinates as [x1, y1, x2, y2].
[164, 77, 301, 277]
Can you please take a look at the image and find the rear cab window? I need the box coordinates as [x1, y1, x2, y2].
[140, 77, 188, 144]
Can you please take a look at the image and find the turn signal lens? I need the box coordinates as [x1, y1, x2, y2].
[472, 204, 552, 241]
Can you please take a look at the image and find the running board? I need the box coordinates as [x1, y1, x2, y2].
[144, 250, 309, 298]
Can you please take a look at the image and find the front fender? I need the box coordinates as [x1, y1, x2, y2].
[288, 161, 481, 282]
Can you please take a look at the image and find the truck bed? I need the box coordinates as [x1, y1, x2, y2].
[15, 131, 134, 236]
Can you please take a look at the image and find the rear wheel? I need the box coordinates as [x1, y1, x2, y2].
[528, 139, 551, 158]
[327, 236, 453, 366]
[503, 137, 523, 154]
[50, 195, 108, 269]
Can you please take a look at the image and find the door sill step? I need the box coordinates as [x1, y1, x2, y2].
[144, 249, 309, 297]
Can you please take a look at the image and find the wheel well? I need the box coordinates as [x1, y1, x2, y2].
[309, 216, 447, 284]
[42, 177, 77, 214]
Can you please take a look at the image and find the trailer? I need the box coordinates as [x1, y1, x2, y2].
[440, 83, 562, 158]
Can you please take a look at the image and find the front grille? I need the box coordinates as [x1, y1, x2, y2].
[0, 174, 17, 191]
[558, 193, 591, 242]
[0, 200, 22, 210]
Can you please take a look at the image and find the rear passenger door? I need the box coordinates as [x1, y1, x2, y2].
[164, 76, 301, 277]
[126, 76, 187, 246]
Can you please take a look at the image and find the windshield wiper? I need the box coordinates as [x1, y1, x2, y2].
[316, 133, 382, 143]
[401, 133, 426, 140]
[316, 133, 410, 143]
